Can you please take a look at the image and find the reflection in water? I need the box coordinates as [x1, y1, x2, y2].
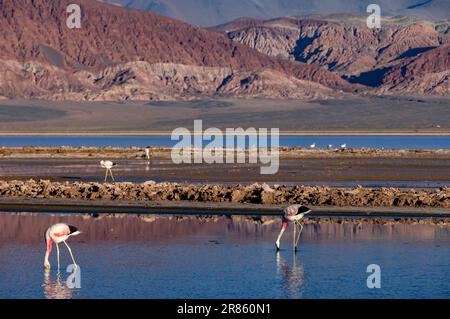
[43, 270, 74, 299]
[276, 252, 305, 298]
[1, 213, 448, 245]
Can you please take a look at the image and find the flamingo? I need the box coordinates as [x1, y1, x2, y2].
[145, 147, 151, 160]
[44, 223, 81, 270]
[340, 143, 347, 149]
[309, 142, 316, 149]
[100, 160, 117, 182]
[275, 205, 311, 251]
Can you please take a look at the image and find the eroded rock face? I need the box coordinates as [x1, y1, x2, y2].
[376, 45, 450, 95]
[0, 0, 354, 101]
[106, 1, 450, 27]
[0, 180, 448, 208]
[212, 17, 450, 95]
[0, 60, 339, 100]
[215, 18, 449, 75]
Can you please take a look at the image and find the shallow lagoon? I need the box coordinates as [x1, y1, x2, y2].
[0, 213, 448, 299]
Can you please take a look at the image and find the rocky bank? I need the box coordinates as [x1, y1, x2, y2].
[0, 180, 448, 208]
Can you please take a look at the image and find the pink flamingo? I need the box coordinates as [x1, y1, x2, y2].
[100, 160, 117, 182]
[44, 223, 81, 270]
[276, 205, 311, 251]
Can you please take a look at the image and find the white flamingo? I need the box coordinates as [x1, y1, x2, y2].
[276, 205, 312, 251]
[340, 143, 347, 149]
[145, 147, 151, 160]
[309, 142, 316, 149]
[44, 223, 81, 270]
[100, 160, 117, 182]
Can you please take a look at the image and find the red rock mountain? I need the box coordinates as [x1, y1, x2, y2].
[0, 0, 355, 100]
[106, 0, 450, 26]
[377, 45, 449, 95]
[211, 16, 450, 95]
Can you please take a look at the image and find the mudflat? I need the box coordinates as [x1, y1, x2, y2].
[0, 147, 450, 186]
[0, 147, 448, 219]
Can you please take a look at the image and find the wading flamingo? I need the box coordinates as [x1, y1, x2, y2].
[44, 223, 80, 270]
[276, 205, 311, 251]
[100, 160, 117, 182]
[145, 147, 151, 160]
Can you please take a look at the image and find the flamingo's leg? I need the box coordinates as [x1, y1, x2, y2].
[294, 222, 303, 248]
[110, 169, 115, 182]
[275, 222, 287, 251]
[297, 222, 303, 248]
[104, 169, 108, 182]
[63, 241, 77, 269]
[293, 222, 296, 251]
[56, 242, 60, 270]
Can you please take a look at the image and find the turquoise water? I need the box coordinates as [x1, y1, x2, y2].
[0, 135, 450, 149]
[0, 215, 449, 299]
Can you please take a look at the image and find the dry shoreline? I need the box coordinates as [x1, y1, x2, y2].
[1, 96, 450, 134]
[1, 147, 449, 186]
[2, 146, 450, 159]
[0, 197, 449, 218]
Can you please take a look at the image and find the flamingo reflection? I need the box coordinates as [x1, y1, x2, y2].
[276, 252, 306, 297]
[42, 270, 74, 299]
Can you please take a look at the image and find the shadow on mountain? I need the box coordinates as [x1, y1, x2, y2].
[407, 0, 433, 9]
[346, 67, 391, 87]
[293, 36, 317, 63]
[395, 46, 436, 60]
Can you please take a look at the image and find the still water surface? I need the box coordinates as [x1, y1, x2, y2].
[0, 214, 448, 299]
[1, 135, 450, 149]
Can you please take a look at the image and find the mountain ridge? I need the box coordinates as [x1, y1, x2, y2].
[211, 16, 450, 95]
[105, 0, 450, 26]
[0, 0, 447, 100]
[0, 0, 355, 100]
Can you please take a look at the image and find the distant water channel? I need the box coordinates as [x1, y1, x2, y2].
[0, 135, 450, 149]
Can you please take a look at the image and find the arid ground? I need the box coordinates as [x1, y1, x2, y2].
[1, 96, 449, 134]
[1, 147, 450, 185]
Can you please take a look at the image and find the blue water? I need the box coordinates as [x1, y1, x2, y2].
[0, 135, 449, 149]
[0, 214, 449, 299]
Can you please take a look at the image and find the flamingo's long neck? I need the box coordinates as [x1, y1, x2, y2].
[44, 236, 53, 266]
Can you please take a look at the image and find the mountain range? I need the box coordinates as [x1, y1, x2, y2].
[105, 0, 450, 26]
[0, 0, 448, 101]
[211, 15, 450, 95]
